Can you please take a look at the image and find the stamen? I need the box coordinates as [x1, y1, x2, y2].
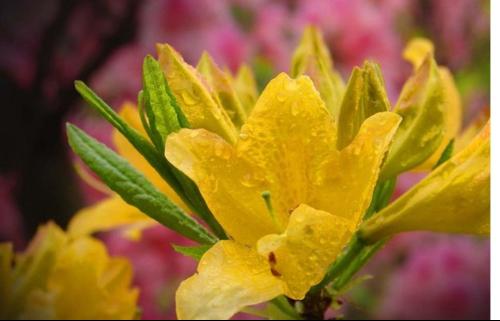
[261, 191, 281, 229]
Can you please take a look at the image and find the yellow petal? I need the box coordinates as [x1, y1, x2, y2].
[157, 44, 238, 144]
[360, 122, 490, 242]
[68, 196, 156, 240]
[381, 54, 446, 179]
[291, 26, 345, 117]
[197, 52, 247, 128]
[176, 241, 283, 320]
[257, 204, 354, 299]
[411, 68, 463, 170]
[310, 112, 401, 224]
[401, 38, 462, 171]
[337, 61, 391, 149]
[237, 73, 339, 227]
[235, 64, 259, 115]
[403, 38, 435, 70]
[165, 128, 280, 245]
[23, 237, 138, 319]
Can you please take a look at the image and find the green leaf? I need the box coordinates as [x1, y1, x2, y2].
[142, 58, 227, 239]
[67, 123, 217, 245]
[137, 89, 157, 147]
[75, 80, 227, 240]
[433, 139, 454, 169]
[74, 80, 182, 193]
[172, 244, 211, 261]
[142, 55, 189, 149]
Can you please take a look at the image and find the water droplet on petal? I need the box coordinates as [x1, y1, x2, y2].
[285, 80, 299, 91]
[181, 90, 197, 106]
[239, 132, 249, 140]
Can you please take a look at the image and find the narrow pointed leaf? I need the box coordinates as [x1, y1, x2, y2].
[142, 55, 183, 149]
[76, 81, 226, 239]
[172, 244, 211, 261]
[74, 80, 182, 193]
[67, 124, 217, 245]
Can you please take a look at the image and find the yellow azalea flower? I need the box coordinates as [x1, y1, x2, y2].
[291, 26, 345, 118]
[68, 102, 185, 239]
[0, 223, 138, 319]
[403, 38, 463, 170]
[359, 121, 490, 243]
[164, 73, 401, 319]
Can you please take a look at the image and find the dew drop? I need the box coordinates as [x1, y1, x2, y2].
[239, 132, 249, 140]
[277, 93, 286, 102]
[285, 80, 299, 91]
[241, 173, 255, 187]
[181, 91, 197, 106]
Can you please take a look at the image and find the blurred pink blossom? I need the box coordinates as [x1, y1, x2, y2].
[429, 0, 489, 69]
[375, 234, 490, 320]
[293, 0, 408, 99]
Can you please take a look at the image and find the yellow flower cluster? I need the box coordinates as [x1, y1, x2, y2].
[5, 26, 487, 320]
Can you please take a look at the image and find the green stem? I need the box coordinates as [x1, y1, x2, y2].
[270, 296, 302, 320]
[332, 238, 386, 291]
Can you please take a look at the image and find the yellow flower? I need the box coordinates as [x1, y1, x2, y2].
[0, 223, 138, 319]
[164, 73, 401, 319]
[359, 121, 490, 243]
